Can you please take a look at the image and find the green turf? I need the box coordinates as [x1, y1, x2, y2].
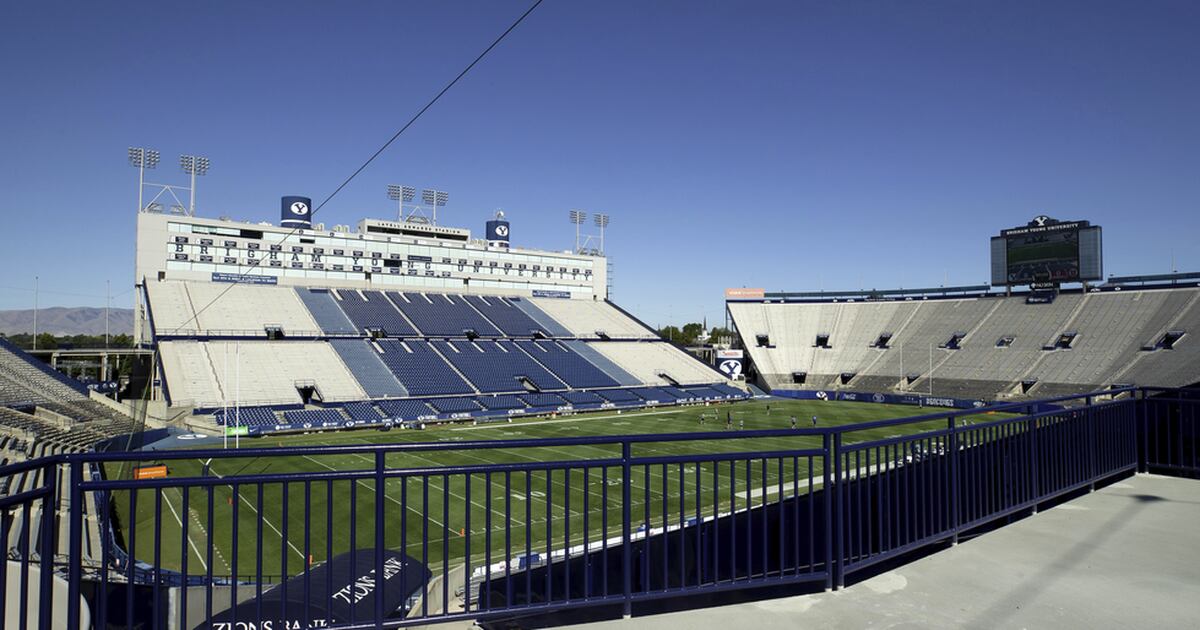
[103, 398, 992, 582]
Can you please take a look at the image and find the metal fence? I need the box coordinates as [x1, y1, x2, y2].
[0, 387, 1196, 629]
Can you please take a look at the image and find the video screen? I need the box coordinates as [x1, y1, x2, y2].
[1006, 228, 1080, 284]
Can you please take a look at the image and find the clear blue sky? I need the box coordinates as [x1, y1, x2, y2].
[2, 1, 1198, 327]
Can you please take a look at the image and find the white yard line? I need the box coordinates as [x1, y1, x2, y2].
[299, 454, 450, 530]
[162, 488, 209, 572]
[204, 460, 307, 563]
[338, 446, 527, 526]
[186, 503, 231, 573]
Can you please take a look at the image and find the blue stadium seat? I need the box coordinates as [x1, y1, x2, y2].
[509, 298, 574, 337]
[463, 295, 550, 337]
[559, 391, 604, 405]
[342, 402, 384, 423]
[514, 340, 619, 388]
[477, 395, 527, 411]
[426, 397, 482, 413]
[518, 392, 569, 408]
[435, 340, 566, 393]
[660, 386, 692, 400]
[682, 386, 724, 400]
[283, 409, 346, 426]
[628, 387, 676, 402]
[333, 290, 417, 336]
[558, 340, 641, 386]
[377, 399, 435, 420]
[213, 407, 279, 427]
[390, 293, 501, 337]
[329, 339, 408, 398]
[375, 339, 475, 396]
[596, 389, 641, 403]
[708, 383, 747, 398]
[296, 289, 359, 335]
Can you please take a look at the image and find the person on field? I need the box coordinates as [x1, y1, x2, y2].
[790, 415, 798, 430]
[811, 415, 818, 427]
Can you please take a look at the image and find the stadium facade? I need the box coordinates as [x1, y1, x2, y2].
[726, 216, 1200, 406]
[133, 202, 744, 434]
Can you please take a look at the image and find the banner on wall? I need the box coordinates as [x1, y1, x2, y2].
[715, 349, 744, 378]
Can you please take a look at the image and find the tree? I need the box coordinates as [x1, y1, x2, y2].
[35, 333, 58, 349]
[680, 322, 705, 346]
[707, 327, 735, 345]
[657, 325, 683, 342]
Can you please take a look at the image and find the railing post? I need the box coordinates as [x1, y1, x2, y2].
[947, 416, 959, 545]
[1029, 414, 1039, 514]
[622, 440, 633, 618]
[832, 432, 844, 589]
[1137, 389, 1148, 473]
[38, 460, 57, 630]
[66, 459, 83, 630]
[375, 451, 386, 625]
[1086, 396, 1096, 490]
[822, 432, 833, 592]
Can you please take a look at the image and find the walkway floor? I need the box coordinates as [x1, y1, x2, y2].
[562, 473, 1200, 630]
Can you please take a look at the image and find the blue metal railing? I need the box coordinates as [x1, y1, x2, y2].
[1, 386, 1197, 629]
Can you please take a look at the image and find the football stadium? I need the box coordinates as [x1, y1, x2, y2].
[4, 4, 1200, 630]
[4, 191, 1200, 629]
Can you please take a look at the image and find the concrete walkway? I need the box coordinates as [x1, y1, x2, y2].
[563, 473, 1200, 630]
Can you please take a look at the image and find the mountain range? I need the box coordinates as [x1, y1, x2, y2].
[0, 307, 135, 336]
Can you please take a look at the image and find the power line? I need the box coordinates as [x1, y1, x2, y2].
[167, 0, 545, 334]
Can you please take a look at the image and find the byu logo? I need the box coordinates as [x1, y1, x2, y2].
[494, 225, 509, 237]
[291, 201, 310, 216]
[872, 393, 885, 403]
[718, 359, 742, 377]
[816, 391, 828, 401]
[1033, 215, 1049, 226]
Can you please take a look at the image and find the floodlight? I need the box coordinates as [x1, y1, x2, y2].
[180, 154, 210, 175]
[594, 213, 610, 228]
[388, 185, 417, 202]
[128, 147, 159, 169]
[422, 189, 449, 206]
[569, 209, 587, 224]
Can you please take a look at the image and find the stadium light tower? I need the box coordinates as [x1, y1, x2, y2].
[594, 213, 610, 255]
[128, 147, 160, 213]
[569, 209, 587, 253]
[180, 154, 210, 216]
[387, 185, 416, 222]
[421, 189, 449, 225]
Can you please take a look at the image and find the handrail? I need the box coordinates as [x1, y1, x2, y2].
[3, 385, 1196, 630]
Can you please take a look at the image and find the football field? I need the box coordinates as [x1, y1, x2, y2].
[105, 397, 983, 582]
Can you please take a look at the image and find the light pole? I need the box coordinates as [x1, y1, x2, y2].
[127, 147, 160, 212]
[421, 189, 449, 225]
[180, 154, 210, 216]
[594, 213, 610, 255]
[569, 209, 587, 253]
[33, 275, 39, 350]
[387, 185, 416, 222]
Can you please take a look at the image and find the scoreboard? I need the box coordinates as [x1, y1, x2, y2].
[990, 216, 1102, 286]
